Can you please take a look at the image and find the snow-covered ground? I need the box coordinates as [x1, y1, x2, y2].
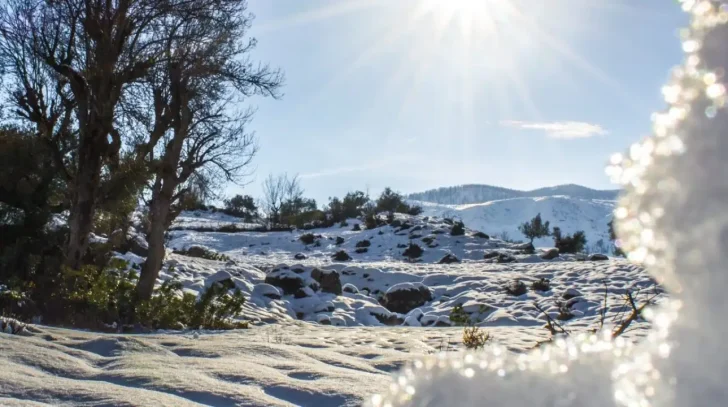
[1, 211, 657, 406]
[413, 196, 616, 249]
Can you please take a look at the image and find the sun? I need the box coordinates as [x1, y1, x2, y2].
[418, 0, 518, 39]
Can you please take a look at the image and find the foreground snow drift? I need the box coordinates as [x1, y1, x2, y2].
[0, 323, 549, 406]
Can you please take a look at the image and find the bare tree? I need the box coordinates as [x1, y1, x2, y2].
[133, 0, 283, 300]
[261, 173, 303, 227]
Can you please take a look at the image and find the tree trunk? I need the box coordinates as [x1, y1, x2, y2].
[137, 191, 171, 301]
[65, 144, 103, 269]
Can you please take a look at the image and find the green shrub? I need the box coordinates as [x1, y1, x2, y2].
[531, 278, 551, 292]
[449, 304, 470, 326]
[3, 257, 247, 331]
[462, 326, 490, 350]
[299, 233, 316, 245]
[355, 240, 371, 248]
[403, 243, 424, 261]
[137, 278, 247, 330]
[450, 221, 465, 236]
[173, 246, 230, 262]
[553, 227, 587, 254]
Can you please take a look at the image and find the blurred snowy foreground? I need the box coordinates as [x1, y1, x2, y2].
[0, 211, 659, 406]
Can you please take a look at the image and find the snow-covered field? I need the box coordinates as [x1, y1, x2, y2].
[413, 196, 616, 249]
[1, 212, 657, 406]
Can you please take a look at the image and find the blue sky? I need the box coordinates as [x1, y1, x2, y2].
[226, 0, 688, 205]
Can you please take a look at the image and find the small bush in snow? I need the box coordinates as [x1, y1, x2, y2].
[421, 236, 435, 245]
[553, 227, 587, 254]
[449, 304, 470, 326]
[352, 223, 361, 231]
[339, 220, 349, 227]
[462, 326, 490, 350]
[332, 250, 352, 261]
[472, 231, 489, 239]
[174, 246, 230, 262]
[355, 239, 371, 248]
[450, 221, 465, 236]
[531, 278, 551, 292]
[137, 278, 248, 330]
[403, 243, 424, 261]
[355, 247, 368, 254]
[299, 233, 316, 245]
[505, 279, 528, 296]
[335, 236, 345, 245]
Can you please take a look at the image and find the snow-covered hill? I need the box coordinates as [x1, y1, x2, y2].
[413, 196, 616, 251]
[407, 183, 620, 205]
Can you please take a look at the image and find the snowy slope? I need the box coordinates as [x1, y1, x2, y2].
[413, 196, 616, 250]
[407, 183, 620, 205]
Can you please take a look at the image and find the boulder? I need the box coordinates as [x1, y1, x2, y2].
[496, 253, 517, 263]
[472, 231, 490, 239]
[483, 251, 500, 260]
[343, 283, 359, 294]
[311, 268, 343, 295]
[438, 253, 460, 264]
[562, 288, 582, 300]
[541, 248, 560, 260]
[252, 284, 282, 300]
[515, 242, 535, 254]
[588, 253, 609, 261]
[382, 283, 433, 314]
[183, 245, 209, 258]
[293, 253, 307, 260]
[264, 271, 305, 296]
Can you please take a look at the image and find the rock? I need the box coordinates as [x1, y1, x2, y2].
[315, 302, 336, 313]
[505, 280, 528, 296]
[331, 250, 351, 262]
[483, 251, 500, 260]
[293, 253, 307, 260]
[252, 284, 282, 300]
[371, 312, 404, 326]
[123, 233, 148, 257]
[343, 283, 359, 294]
[515, 242, 535, 254]
[311, 268, 343, 295]
[562, 288, 582, 300]
[541, 248, 560, 260]
[355, 247, 368, 254]
[382, 283, 433, 314]
[205, 270, 234, 288]
[264, 271, 305, 295]
[588, 253, 609, 261]
[496, 253, 517, 263]
[184, 245, 208, 258]
[294, 287, 315, 299]
[438, 253, 460, 264]
[472, 231, 490, 239]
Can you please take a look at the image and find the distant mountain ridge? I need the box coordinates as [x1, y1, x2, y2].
[407, 183, 620, 205]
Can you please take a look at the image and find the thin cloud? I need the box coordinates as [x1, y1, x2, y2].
[299, 165, 375, 179]
[501, 120, 608, 139]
